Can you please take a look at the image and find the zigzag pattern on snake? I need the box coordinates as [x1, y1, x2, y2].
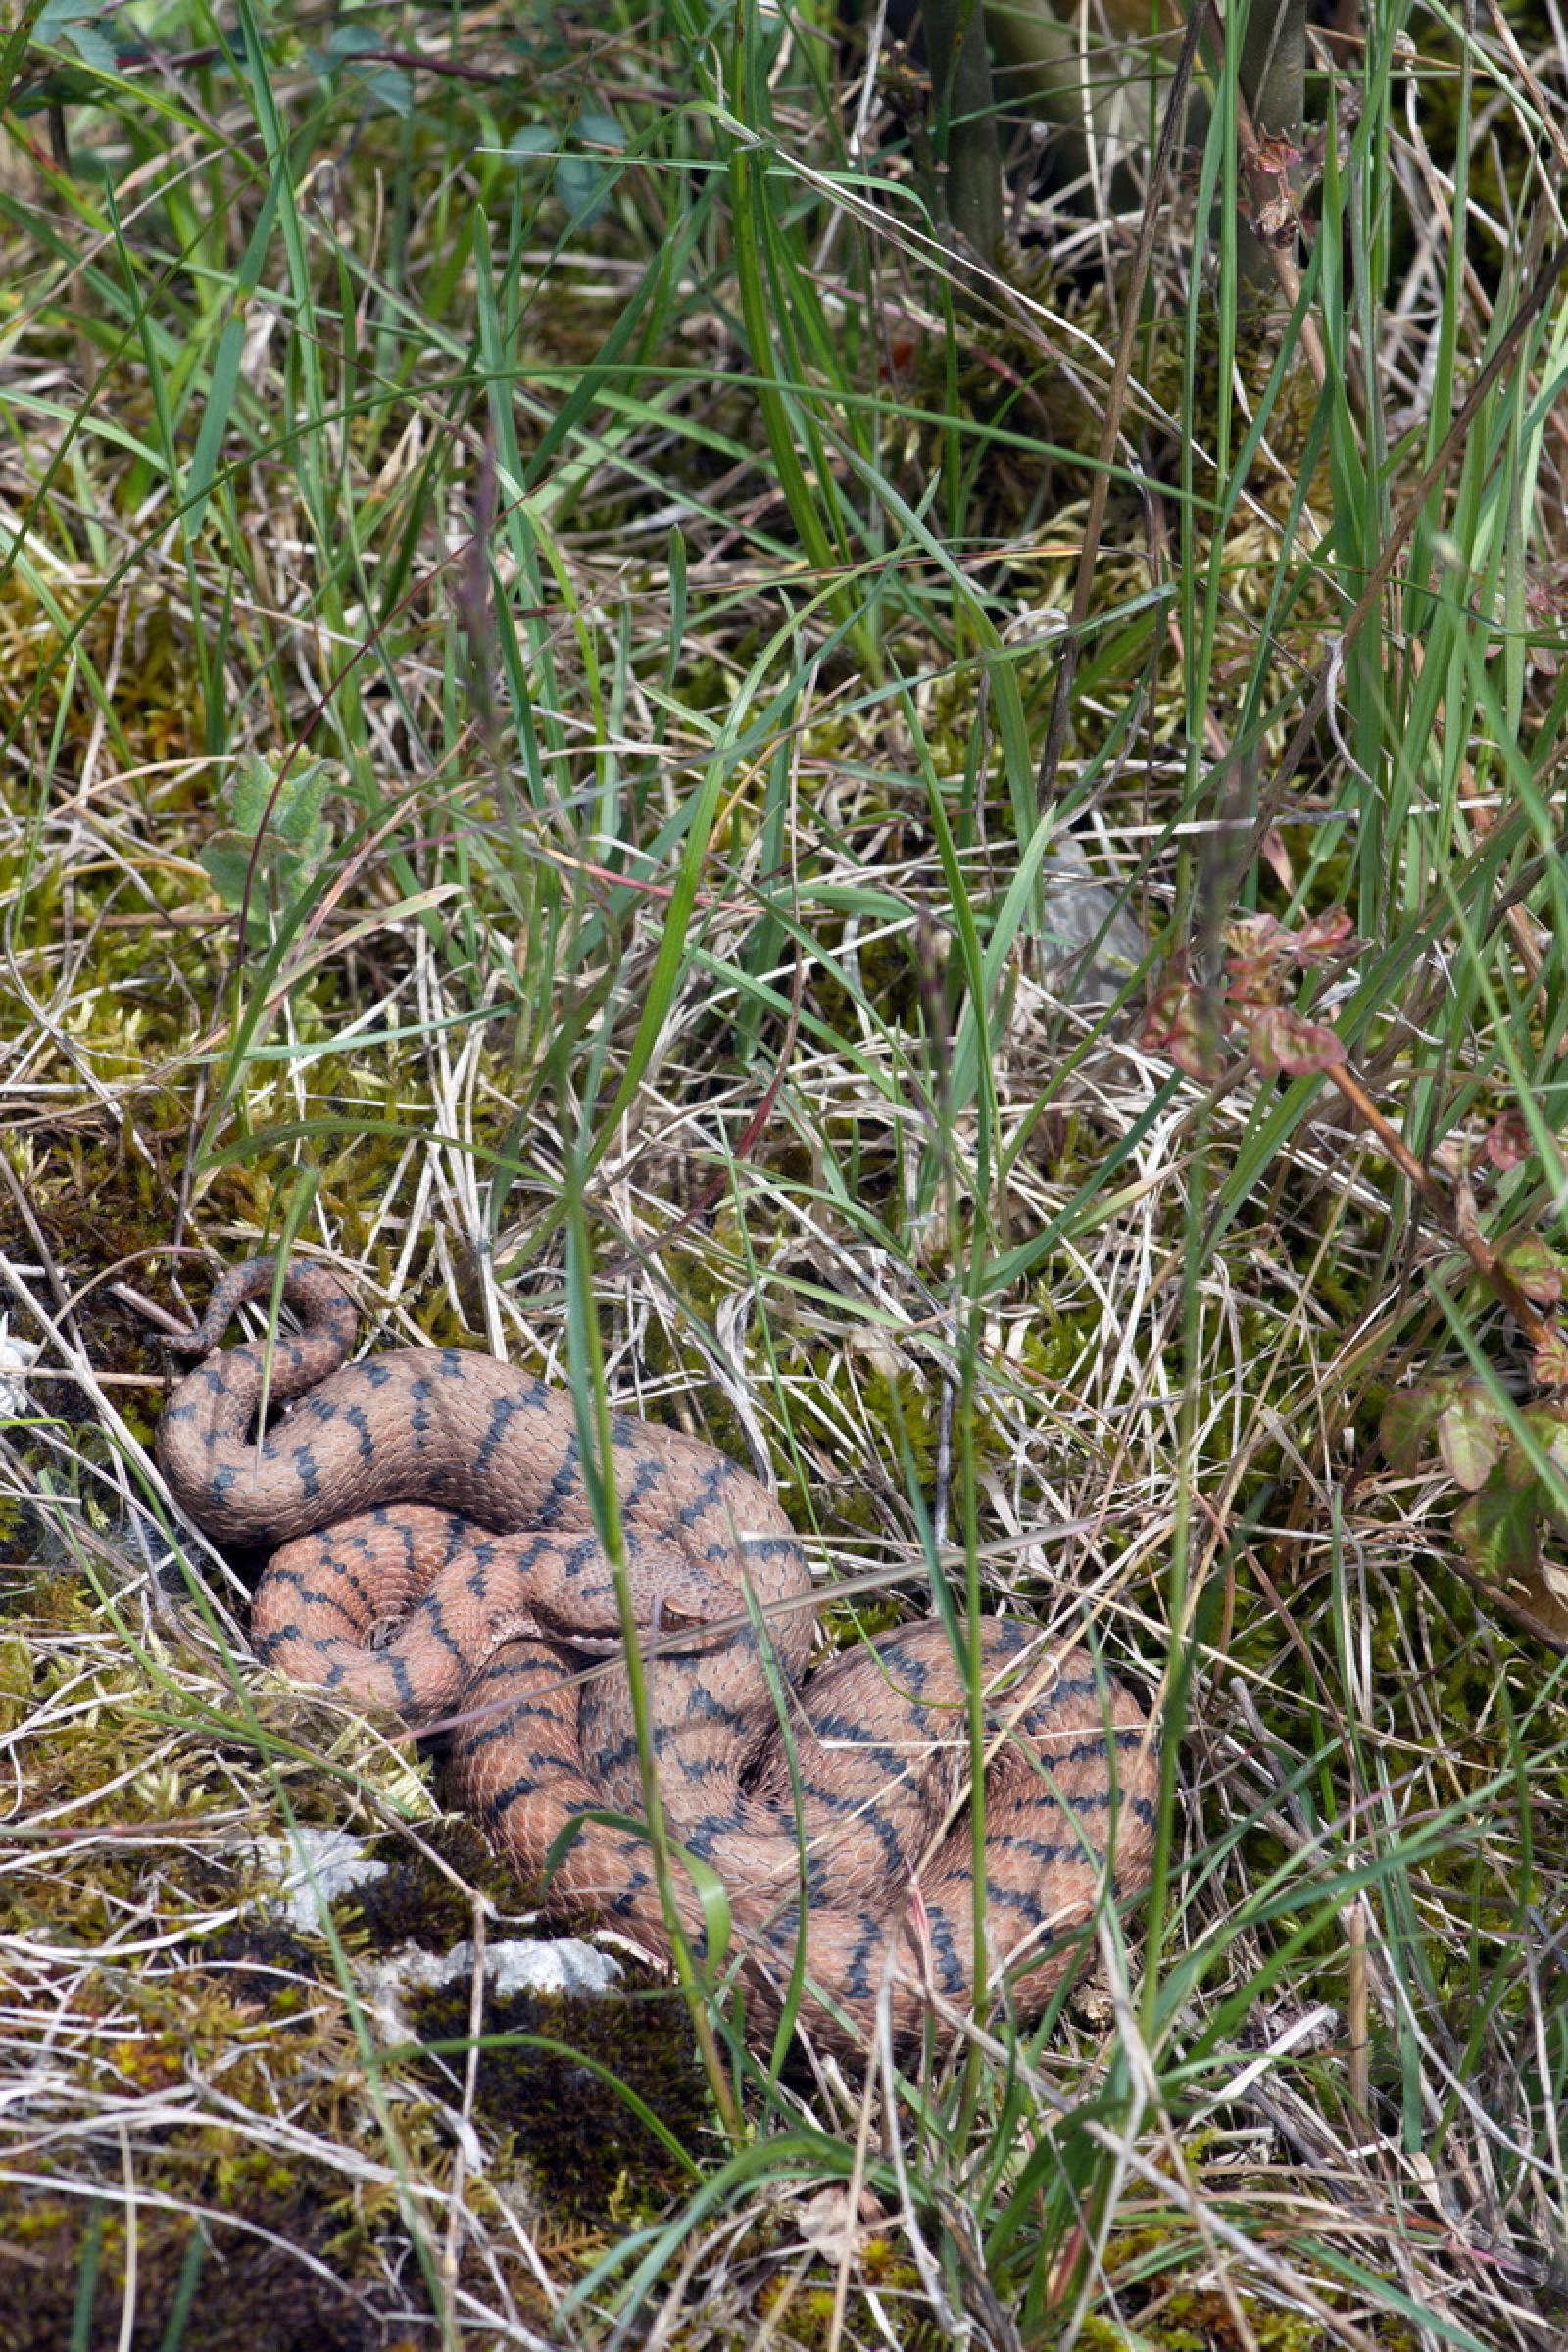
[158, 1257, 1157, 2055]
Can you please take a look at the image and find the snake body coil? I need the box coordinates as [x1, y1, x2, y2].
[159, 1259, 1156, 2054]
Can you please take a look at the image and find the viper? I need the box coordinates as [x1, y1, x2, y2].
[158, 1257, 1157, 2055]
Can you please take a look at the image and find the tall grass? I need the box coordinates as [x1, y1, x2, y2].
[0, 0, 1565, 2345]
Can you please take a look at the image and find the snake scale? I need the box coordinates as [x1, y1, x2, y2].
[158, 1258, 1157, 2056]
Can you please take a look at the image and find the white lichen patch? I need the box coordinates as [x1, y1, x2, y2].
[246, 1825, 390, 1928]
[0, 1317, 42, 1419]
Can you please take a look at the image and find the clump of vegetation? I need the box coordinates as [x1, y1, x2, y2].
[197, 754, 340, 947]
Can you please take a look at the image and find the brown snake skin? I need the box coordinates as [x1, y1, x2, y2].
[158, 1258, 1157, 2056]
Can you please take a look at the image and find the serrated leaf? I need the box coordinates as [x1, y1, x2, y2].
[36, 0, 99, 36]
[270, 760, 332, 848]
[1226, 911, 1287, 956]
[61, 18, 116, 72]
[215, 756, 337, 888]
[225, 752, 275, 835]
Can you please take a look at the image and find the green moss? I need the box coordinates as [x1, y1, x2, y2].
[747, 2243, 951, 2350]
[345, 1816, 516, 1951]
[0, 580, 200, 787]
[1085, 2220, 1421, 2351]
[403, 1974, 710, 2222]
[0, 2168, 386, 2352]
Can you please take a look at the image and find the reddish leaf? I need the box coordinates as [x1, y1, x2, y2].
[1483, 1110, 1533, 1171]
[1259, 829, 1295, 890]
[1250, 131, 1305, 175]
[1496, 1234, 1565, 1306]
[1225, 963, 1279, 1014]
[1531, 1329, 1568, 1388]
[1247, 1006, 1348, 1077]
[1293, 907, 1355, 962]
[1224, 920, 1290, 1013]
[1139, 974, 1223, 1081]
[1228, 912, 1286, 952]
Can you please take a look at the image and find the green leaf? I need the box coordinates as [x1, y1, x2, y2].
[1434, 1389, 1509, 1491]
[197, 833, 265, 910]
[576, 112, 625, 151]
[1453, 1467, 1539, 1588]
[220, 753, 336, 859]
[59, 18, 116, 74]
[553, 150, 611, 226]
[1521, 1404, 1568, 1528]
[1380, 1379, 1459, 1474]
[311, 27, 411, 114]
[270, 760, 332, 849]
[1497, 1232, 1567, 1305]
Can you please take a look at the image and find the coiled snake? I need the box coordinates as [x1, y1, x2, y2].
[159, 1258, 1156, 2055]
